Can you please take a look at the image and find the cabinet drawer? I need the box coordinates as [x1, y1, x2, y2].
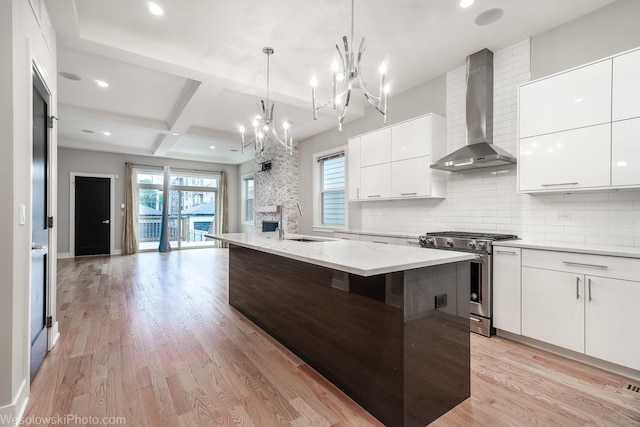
[522, 249, 640, 282]
[333, 232, 360, 241]
[358, 234, 407, 246]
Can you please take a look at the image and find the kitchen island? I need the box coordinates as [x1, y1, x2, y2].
[207, 232, 475, 427]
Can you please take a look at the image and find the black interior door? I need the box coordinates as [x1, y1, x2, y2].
[31, 76, 49, 381]
[75, 176, 110, 256]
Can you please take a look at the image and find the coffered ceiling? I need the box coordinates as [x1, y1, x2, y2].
[44, 0, 616, 164]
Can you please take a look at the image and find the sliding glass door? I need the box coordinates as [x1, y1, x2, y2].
[136, 169, 219, 251]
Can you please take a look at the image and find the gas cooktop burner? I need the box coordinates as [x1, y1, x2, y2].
[425, 231, 518, 241]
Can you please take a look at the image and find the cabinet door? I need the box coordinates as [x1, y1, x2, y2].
[492, 247, 521, 334]
[612, 117, 640, 187]
[360, 127, 391, 167]
[360, 163, 391, 199]
[612, 49, 640, 121]
[518, 124, 611, 192]
[585, 276, 640, 371]
[391, 116, 430, 161]
[391, 157, 431, 197]
[521, 267, 584, 353]
[519, 59, 612, 138]
[347, 137, 361, 200]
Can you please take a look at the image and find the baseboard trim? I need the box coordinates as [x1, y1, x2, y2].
[496, 329, 640, 382]
[0, 379, 29, 427]
[49, 321, 60, 349]
[57, 250, 122, 259]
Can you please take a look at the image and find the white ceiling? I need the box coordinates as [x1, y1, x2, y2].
[45, 0, 616, 165]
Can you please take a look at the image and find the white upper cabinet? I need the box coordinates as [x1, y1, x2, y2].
[347, 137, 361, 200]
[391, 157, 431, 198]
[360, 163, 391, 199]
[612, 117, 640, 187]
[518, 48, 640, 194]
[519, 124, 611, 192]
[612, 49, 640, 121]
[360, 127, 391, 167]
[346, 114, 446, 201]
[519, 59, 611, 139]
[391, 115, 431, 161]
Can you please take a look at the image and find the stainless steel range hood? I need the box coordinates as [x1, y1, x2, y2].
[431, 48, 517, 172]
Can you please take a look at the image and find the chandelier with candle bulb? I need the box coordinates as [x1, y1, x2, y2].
[310, 0, 390, 131]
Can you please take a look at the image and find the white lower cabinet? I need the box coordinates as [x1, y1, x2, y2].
[585, 276, 640, 371]
[492, 247, 522, 335]
[516, 248, 640, 372]
[360, 163, 391, 199]
[521, 267, 585, 353]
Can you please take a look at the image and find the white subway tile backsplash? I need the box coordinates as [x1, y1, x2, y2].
[359, 38, 639, 247]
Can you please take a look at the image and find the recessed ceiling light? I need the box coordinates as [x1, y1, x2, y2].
[81, 129, 95, 134]
[59, 71, 81, 81]
[210, 146, 216, 149]
[95, 80, 109, 88]
[172, 132, 179, 136]
[475, 8, 504, 26]
[147, 2, 164, 16]
[102, 131, 111, 136]
[459, 0, 474, 8]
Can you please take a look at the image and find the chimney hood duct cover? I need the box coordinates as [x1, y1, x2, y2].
[431, 48, 517, 172]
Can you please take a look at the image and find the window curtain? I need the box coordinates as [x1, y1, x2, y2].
[121, 162, 138, 255]
[158, 166, 172, 252]
[217, 170, 228, 248]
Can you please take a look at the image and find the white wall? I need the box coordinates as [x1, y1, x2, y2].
[1, 0, 58, 419]
[298, 0, 640, 248]
[57, 147, 241, 255]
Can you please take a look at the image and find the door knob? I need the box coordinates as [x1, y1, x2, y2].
[102, 219, 110, 224]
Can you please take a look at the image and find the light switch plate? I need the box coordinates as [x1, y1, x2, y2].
[19, 204, 26, 225]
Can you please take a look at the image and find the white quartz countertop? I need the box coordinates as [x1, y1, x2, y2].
[207, 232, 474, 276]
[493, 240, 640, 259]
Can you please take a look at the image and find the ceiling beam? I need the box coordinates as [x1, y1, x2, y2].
[153, 78, 228, 157]
[58, 104, 169, 132]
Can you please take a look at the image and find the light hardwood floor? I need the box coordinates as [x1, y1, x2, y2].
[23, 249, 640, 426]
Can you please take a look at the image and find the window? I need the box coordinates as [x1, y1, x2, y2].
[242, 174, 254, 223]
[313, 149, 346, 228]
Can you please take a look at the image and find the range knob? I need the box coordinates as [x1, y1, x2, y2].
[427, 238, 435, 245]
[467, 241, 476, 249]
[446, 238, 454, 247]
[477, 241, 486, 250]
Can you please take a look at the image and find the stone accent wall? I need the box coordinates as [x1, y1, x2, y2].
[253, 141, 300, 233]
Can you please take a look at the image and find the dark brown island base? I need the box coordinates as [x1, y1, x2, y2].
[211, 233, 473, 427]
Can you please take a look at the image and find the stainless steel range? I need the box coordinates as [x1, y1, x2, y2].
[419, 231, 518, 337]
